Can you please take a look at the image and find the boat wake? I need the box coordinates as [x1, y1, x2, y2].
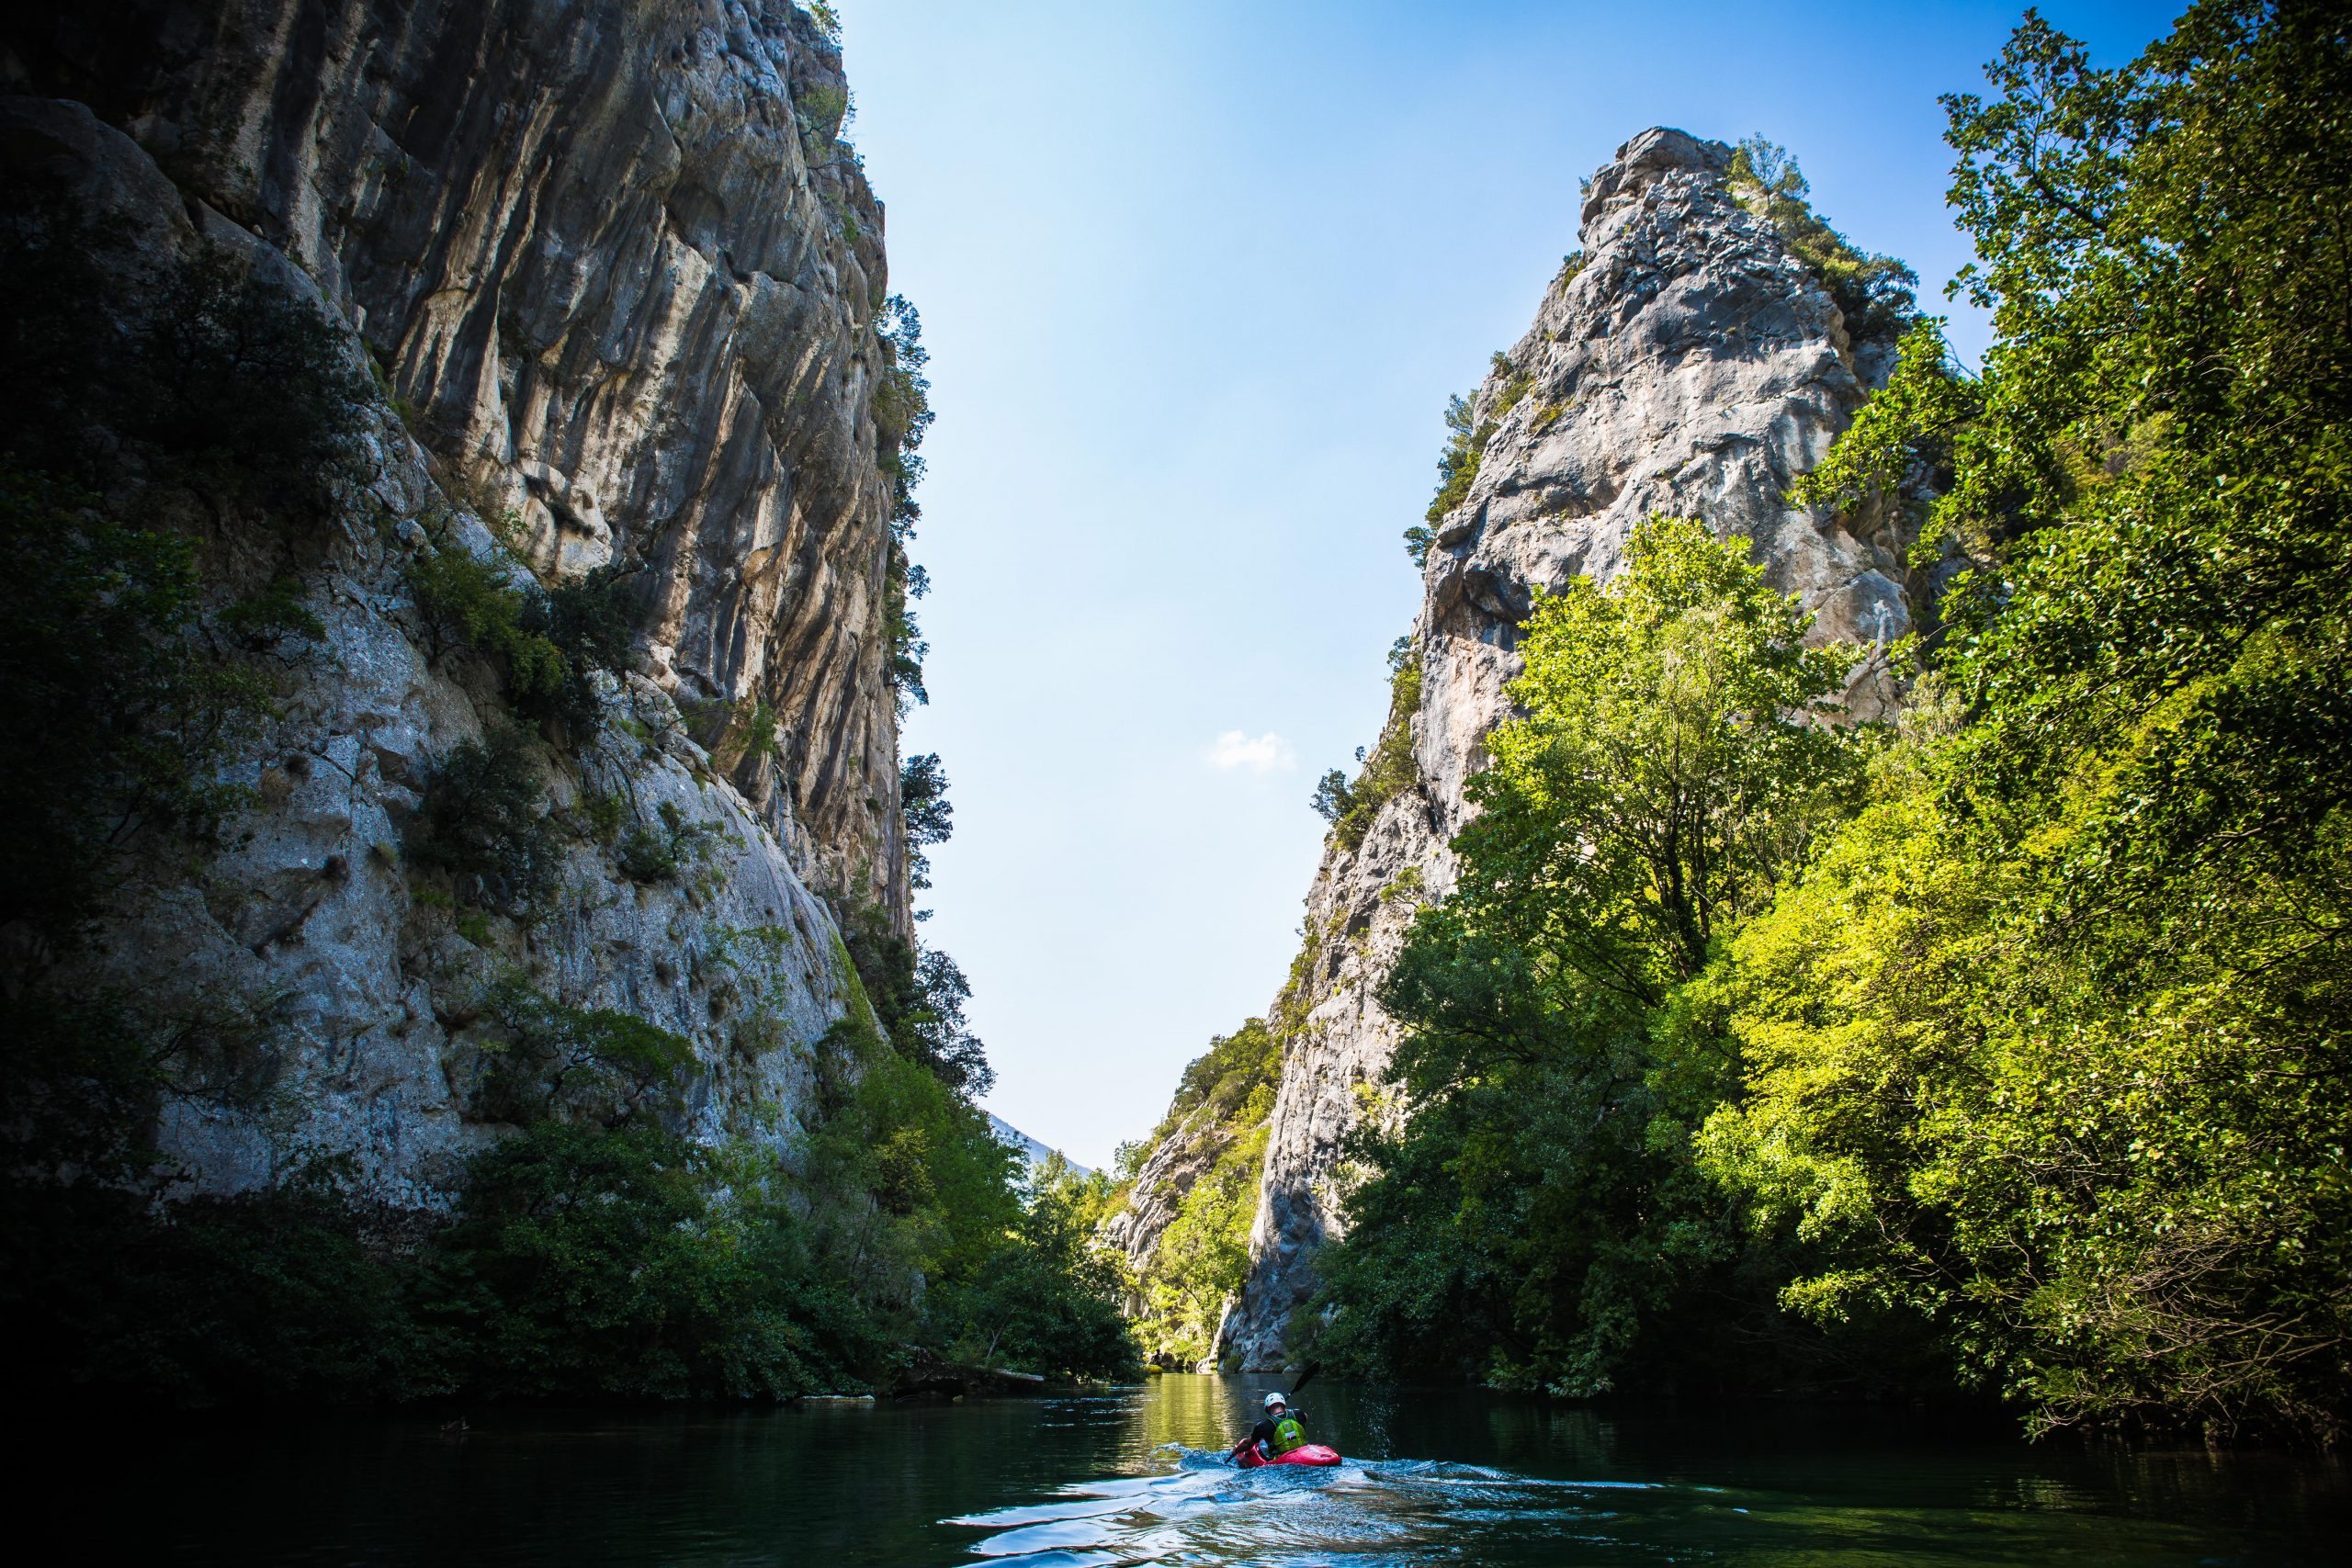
[942, 1446, 1668, 1565]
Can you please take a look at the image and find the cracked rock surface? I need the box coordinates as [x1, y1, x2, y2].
[1220, 128, 1931, 1370]
[3, 1, 908, 1201]
[10, 0, 909, 906]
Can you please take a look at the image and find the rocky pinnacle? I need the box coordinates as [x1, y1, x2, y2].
[1219, 128, 1930, 1370]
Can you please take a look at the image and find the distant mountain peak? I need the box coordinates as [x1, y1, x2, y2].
[987, 1113, 1089, 1179]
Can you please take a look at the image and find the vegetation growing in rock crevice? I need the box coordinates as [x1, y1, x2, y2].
[1406, 347, 1542, 567]
[876, 293, 935, 714]
[463, 975, 697, 1126]
[1121, 1017, 1283, 1364]
[406, 528, 636, 742]
[407, 727, 563, 915]
[614, 799, 723, 886]
[1311, 636, 1424, 852]
[1726, 136, 1920, 347]
[1405, 392, 1496, 568]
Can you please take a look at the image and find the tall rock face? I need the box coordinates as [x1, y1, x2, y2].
[1, 2, 913, 1202]
[1221, 129, 1928, 1369]
[6, 0, 906, 904]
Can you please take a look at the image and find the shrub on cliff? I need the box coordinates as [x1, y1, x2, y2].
[407, 541, 565, 696]
[1726, 138, 1919, 345]
[1313, 637, 1423, 852]
[131, 250, 376, 519]
[1406, 391, 1498, 567]
[0, 194, 370, 518]
[407, 541, 633, 739]
[464, 976, 697, 1126]
[408, 728, 563, 912]
[0, 467, 272, 955]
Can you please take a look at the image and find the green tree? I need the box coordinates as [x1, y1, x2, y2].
[428, 1122, 872, 1400]
[1407, 389, 1498, 566]
[876, 293, 935, 712]
[1702, 1, 2352, 1440]
[901, 750, 953, 893]
[839, 901, 994, 1098]
[933, 1156, 1136, 1378]
[1317, 517, 1867, 1393]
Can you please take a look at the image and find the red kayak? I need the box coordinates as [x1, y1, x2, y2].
[1231, 1439, 1342, 1469]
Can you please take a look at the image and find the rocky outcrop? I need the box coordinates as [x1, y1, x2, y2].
[1102, 1102, 1225, 1288]
[6, 0, 908, 907]
[1221, 129, 1928, 1369]
[1101, 1016, 1283, 1363]
[1, 1, 913, 1201]
[1102, 1098, 1261, 1368]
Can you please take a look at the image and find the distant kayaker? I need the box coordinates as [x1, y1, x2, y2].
[1247, 1391, 1310, 1461]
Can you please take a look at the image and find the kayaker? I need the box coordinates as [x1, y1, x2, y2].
[1247, 1391, 1310, 1461]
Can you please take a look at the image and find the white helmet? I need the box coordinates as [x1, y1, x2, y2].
[1263, 1392, 1287, 1411]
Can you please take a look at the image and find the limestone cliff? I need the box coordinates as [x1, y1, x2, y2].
[8, 0, 908, 903]
[1, 1, 916, 1201]
[1102, 1016, 1283, 1364]
[1220, 129, 1931, 1369]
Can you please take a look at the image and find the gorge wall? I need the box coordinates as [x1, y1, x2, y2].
[1215, 128, 1933, 1369]
[1, 0, 912, 1201]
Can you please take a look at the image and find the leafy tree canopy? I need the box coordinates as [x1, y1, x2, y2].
[1703, 0, 2352, 1441]
[1317, 517, 1871, 1395]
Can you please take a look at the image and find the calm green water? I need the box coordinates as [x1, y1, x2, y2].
[49, 1374, 2346, 1565]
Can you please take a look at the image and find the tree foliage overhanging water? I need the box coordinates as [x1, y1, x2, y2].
[1308, 0, 2352, 1443]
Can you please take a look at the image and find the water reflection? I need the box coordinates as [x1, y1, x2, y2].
[935, 1375, 2347, 1568]
[38, 1373, 2346, 1566]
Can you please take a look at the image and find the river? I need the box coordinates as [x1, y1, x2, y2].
[55, 1374, 2346, 1564]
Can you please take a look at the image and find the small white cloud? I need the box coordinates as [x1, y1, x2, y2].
[1207, 729, 1296, 773]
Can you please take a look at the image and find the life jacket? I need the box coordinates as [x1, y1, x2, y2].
[1270, 1414, 1306, 1455]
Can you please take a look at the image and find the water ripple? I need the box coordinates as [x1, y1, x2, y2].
[945, 1448, 1679, 1565]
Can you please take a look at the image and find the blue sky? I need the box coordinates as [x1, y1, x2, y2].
[840, 0, 2183, 1168]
